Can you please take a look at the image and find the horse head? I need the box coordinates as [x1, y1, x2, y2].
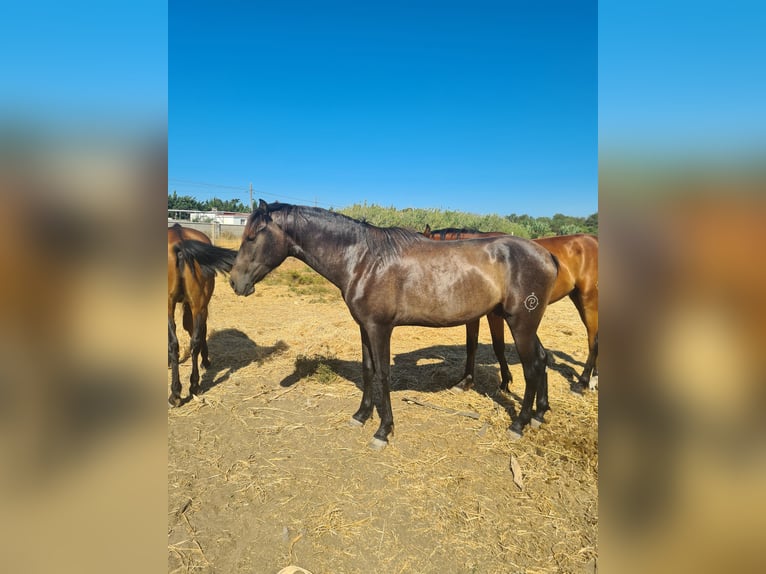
[229, 199, 290, 296]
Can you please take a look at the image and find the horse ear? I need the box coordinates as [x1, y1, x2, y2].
[257, 199, 268, 212]
[424, 224, 431, 234]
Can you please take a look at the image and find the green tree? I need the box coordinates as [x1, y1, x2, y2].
[583, 212, 598, 234]
[526, 219, 552, 238]
[559, 223, 583, 236]
[206, 197, 248, 212]
[168, 191, 204, 219]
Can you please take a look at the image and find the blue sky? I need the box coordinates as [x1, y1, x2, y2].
[170, 1, 597, 217]
[599, 1, 766, 159]
[1, 1, 166, 131]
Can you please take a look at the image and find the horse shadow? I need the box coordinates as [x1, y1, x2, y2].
[277, 342, 528, 420]
[546, 349, 588, 392]
[178, 329, 289, 404]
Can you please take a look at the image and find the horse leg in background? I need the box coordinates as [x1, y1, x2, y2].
[182, 302, 193, 360]
[569, 289, 599, 392]
[487, 312, 513, 392]
[454, 314, 512, 393]
[351, 325, 376, 427]
[452, 319, 481, 391]
[530, 334, 550, 427]
[506, 315, 549, 438]
[187, 306, 208, 396]
[580, 332, 598, 389]
[168, 315, 183, 407]
[200, 318, 211, 368]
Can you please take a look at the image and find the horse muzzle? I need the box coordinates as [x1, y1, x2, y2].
[229, 275, 255, 297]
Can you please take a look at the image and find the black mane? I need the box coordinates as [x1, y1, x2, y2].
[261, 202, 423, 262]
[430, 226, 481, 235]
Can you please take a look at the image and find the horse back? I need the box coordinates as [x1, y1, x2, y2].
[168, 225, 215, 304]
[533, 234, 598, 302]
[348, 235, 557, 326]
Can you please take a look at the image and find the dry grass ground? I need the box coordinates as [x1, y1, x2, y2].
[168, 258, 598, 574]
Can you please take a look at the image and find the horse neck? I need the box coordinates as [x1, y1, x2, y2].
[276, 207, 363, 290]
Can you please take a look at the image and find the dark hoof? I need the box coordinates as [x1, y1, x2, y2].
[190, 384, 202, 396]
[508, 420, 525, 439]
[570, 382, 587, 395]
[168, 394, 182, 407]
[368, 437, 388, 451]
[351, 409, 372, 426]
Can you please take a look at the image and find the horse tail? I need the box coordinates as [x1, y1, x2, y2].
[175, 240, 238, 277]
[549, 252, 560, 277]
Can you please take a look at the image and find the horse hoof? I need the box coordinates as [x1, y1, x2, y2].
[348, 417, 364, 428]
[588, 376, 598, 391]
[570, 384, 586, 396]
[507, 428, 523, 440]
[449, 376, 472, 393]
[368, 437, 388, 451]
[530, 417, 544, 429]
[168, 395, 181, 408]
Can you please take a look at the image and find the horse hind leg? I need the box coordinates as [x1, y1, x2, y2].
[578, 332, 598, 392]
[529, 335, 550, 427]
[188, 308, 208, 396]
[168, 316, 183, 407]
[570, 290, 599, 392]
[200, 318, 211, 368]
[506, 317, 549, 439]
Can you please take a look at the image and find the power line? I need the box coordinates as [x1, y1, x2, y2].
[168, 178, 341, 209]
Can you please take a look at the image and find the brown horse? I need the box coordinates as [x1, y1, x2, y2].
[230, 201, 559, 448]
[423, 225, 599, 392]
[168, 224, 237, 406]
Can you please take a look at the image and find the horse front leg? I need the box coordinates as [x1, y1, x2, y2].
[351, 325, 375, 426]
[452, 319, 481, 391]
[370, 326, 394, 450]
[168, 315, 183, 407]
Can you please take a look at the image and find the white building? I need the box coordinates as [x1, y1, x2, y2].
[189, 209, 249, 225]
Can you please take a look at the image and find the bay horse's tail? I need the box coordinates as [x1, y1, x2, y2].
[549, 251, 561, 276]
[175, 240, 238, 277]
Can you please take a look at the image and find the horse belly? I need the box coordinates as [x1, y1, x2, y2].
[396, 273, 502, 327]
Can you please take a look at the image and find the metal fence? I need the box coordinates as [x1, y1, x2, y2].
[167, 219, 245, 242]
